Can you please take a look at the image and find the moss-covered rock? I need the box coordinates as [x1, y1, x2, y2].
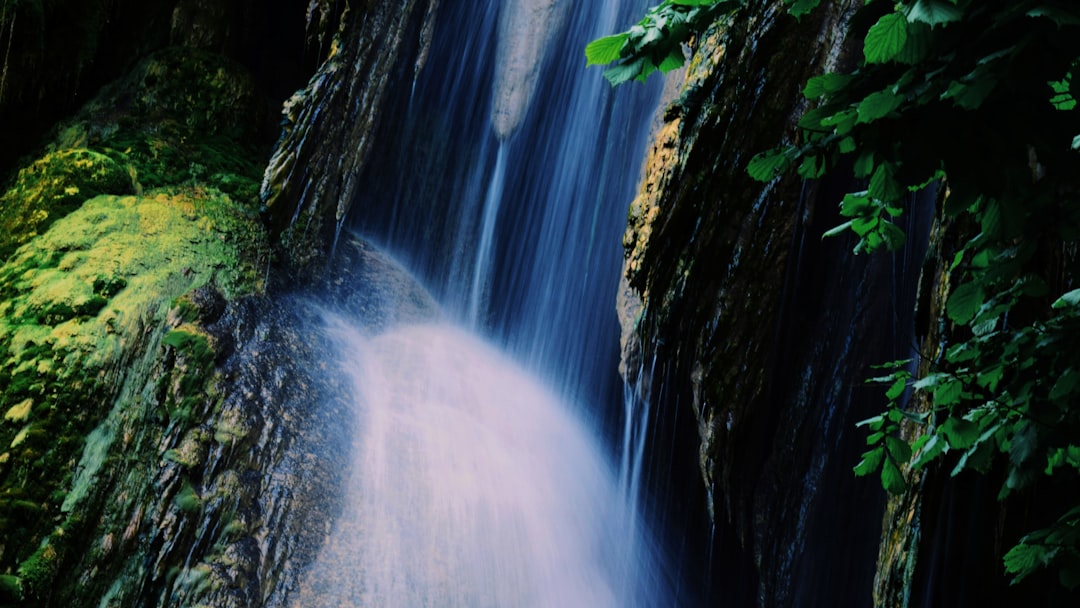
[0, 186, 266, 602]
[48, 47, 265, 199]
[0, 148, 134, 260]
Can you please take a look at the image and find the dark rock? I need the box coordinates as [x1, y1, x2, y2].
[260, 0, 441, 272]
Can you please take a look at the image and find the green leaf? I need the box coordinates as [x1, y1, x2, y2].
[886, 435, 913, 464]
[933, 379, 963, 406]
[798, 155, 825, 178]
[1009, 421, 1038, 468]
[947, 281, 985, 324]
[869, 163, 903, 201]
[941, 417, 979, 449]
[853, 152, 875, 178]
[912, 433, 947, 469]
[820, 109, 857, 134]
[658, 47, 686, 72]
[907, 0, 963, 27]
[856, 414, 886, 430]
[857, 89, 902, 123]
[786, 0, 821, 18]
[803, 72, 852, 99]
[1027, 5, 1080, 26]
[585, 33, 629, 65]
[1050, 369, 1080, 400]
[886, 376, 907, 400]
[952, 439, 995, 475]
[976, 365, 1003, 392]
[1004, 543, 1044, 581]
[822, 220, 854, 239]
[864, 13, 909, 64]
[852, 216, 879, 237]
[943, 77, 997, 109]
[881, 456, 907, 494]
[981, 199, 1001, 238]
[1052, 288, 1080, 309]
[854, 446, 885, 476]
[913, 373, 943, 391]
[603, 58, 645, 86]
[879, 221, 907, 250]
[840, 192, 872, 217]
[747, 149, 792, 181]
[895, 20, 933, 64]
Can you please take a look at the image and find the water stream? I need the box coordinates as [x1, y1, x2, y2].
[296, 0, 672, 604]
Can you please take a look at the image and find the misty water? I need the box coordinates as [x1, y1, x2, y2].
[294, 0, 671, 604]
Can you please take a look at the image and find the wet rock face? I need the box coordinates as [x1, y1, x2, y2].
[260, 0, 441, 273]
[619, 3, 904, 605]
[490, 0, 570, 139]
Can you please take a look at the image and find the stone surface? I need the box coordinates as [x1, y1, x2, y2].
[490, 0, 570, 139]
[618, 3, 900, 605]
[260, 0, 441, 274]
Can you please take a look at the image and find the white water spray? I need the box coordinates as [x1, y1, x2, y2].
[293, 318, 661, 606]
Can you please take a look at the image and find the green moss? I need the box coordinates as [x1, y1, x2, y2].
[17, 541, 59, 601]
[46, 47, 265, 201]
[0, 189, 267, 583]
[0, 33, 276, 601]
[175, 483, 203, 514]
[0, 149, 133, 260]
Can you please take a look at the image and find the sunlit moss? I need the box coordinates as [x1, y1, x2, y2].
[0, 149, 133, 260]
[0, 186, 267, 586]
[17, 540, 59, 600]
[4, 397, 31, 422]
[175, 483, 203, 514]
[0, 33, 276, 603]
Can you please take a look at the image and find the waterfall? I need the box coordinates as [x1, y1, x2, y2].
[352, 0, 661, 405]
[293, 319, 662, 606]
[294, 0, 673, 604]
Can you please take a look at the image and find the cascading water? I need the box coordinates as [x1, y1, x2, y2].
[293, 319, 660, 606]
[294, 0, 674, 605]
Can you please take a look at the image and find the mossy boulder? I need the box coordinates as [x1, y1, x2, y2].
[51, 47, 264, 199]
[0, 149, 134, 261]
[0, 187, 266, 601]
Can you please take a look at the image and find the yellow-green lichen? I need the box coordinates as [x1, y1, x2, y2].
[0, 186, 267, 588]
[4, 398, 31, 422]
[0, 149, 133, 260]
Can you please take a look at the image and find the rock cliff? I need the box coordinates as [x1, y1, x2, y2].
[0, 0, 439, 604]
[619, 2, 905, 605]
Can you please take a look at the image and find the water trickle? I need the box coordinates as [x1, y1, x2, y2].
[467, 144, 508, 325]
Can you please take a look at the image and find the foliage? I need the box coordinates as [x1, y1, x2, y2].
[592, 0, 1080, 590]
[585, 0, 738, 85]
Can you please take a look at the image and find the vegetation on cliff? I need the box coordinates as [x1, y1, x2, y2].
[0, 41, 268, 604]
[593, 0, 1080, 597]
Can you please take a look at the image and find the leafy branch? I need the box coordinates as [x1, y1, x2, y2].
[590, 0, 1080, 590]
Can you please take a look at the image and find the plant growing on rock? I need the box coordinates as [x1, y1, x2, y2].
[591, 0, 1080, 591]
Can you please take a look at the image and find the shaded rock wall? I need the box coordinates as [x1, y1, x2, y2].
[617, 2, 916, 605]
[260, 0, 441, 273]
[0, 0, 316, 172]
[623, 2, 1080, 607]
